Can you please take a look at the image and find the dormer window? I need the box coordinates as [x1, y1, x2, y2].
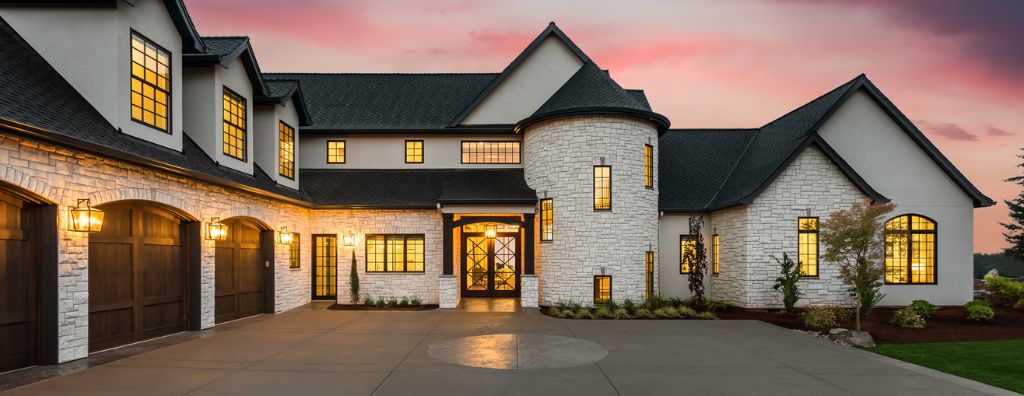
[278, 121, 295, 179]
[222, 87, 247, 161]
[130, 32, 170, 133]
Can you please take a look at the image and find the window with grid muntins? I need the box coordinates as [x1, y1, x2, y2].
[645, 251, 654, 301]
[130, 32, 170, 132]
[289, 234, 300, 269]
[461, 141, 520, 164]
[594, 275, 611, 304]
[680, 235, 696, 274]
[222, 88, 247, 160]
[540, 198, 553, 241]
[327, 140, 345, 163]
[279, 122, 295, 179]
[712, 234, 720, 274]
[366, 235, 424, 272]
[313, 235, 336, 297]
[798, 217, 819, 276]
[594, 166, 611, 210]
[405, 140, 423, 163]
[885, 215, 936, 284]
[644, 144, 654, 189]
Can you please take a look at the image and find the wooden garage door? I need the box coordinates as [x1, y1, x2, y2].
[0, 190, 37, 372]
[214, 219, 264, 323]
[89, 202, 187, 352]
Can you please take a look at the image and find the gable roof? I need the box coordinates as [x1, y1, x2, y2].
[184, 36, 268, 96]
[264, 73, 499, 131]
[448, 22, 590, 127]
[518, 62, 670, 132]
[300, 169, 536, 208]
[660, 74, 994, 212]
[255, 79, 312, 126]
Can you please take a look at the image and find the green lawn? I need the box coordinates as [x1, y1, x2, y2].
[872, 340, 1024, 393]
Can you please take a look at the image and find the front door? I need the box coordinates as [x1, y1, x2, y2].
[461, 233, 519, 297]
[312, 235, 337, 300]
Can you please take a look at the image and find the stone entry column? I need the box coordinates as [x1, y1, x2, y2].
[521, 213, 538, 308]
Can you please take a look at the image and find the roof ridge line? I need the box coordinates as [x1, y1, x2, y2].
[761, 74, 864, 128]
[264, 72, 500, 76]
[702, 126, 762, 211]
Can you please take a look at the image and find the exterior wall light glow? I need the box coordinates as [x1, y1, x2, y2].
[279, 226, 293, 245]
[68, 198, 104, 232]
[484, 225, 497, 239]
[343, 232, 356, 247]
[206, 217, 228, 241]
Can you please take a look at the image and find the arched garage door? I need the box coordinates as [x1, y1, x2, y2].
[0, 190, 39, 371]
[215, 218, 267, 323]
[88, 201, 192, 352]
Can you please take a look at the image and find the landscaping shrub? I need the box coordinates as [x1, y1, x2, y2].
[965, 300, 995, 322]
[595, 306, 615, 319]
[398, 297, 409, 307]
[573, 307, 595, 319]
[349, 251, 360, 304]
[363, 296, 374, 307]
[622, 299, 636, 313]
[910, 299, 937, 318]
[1015, 298, 1024, 310]
[889, 307, 926, 329]
[634, 308, 655, 319]
[653, 307, 678, 318]
[705, 300, 732, 312]
[411, 297, 422, 306]
[984, 274, 1024, 305]
[694, 311, 717, 320]
[772, 252, 802, 313]
[647, 295, 668, 310]
[831, 306, 854, 322]
[387, 297, 399, 308]
[676, 306, 698, 318]
[613, 308, 630, 319]
[375, 297, 386, 307]
[803, 307, 838, 329]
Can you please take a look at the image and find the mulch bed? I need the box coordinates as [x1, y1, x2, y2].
[718, 305, 1024, 344]
[328, 304, 438, 311]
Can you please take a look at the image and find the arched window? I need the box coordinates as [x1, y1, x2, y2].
[884, 215, 936, 284]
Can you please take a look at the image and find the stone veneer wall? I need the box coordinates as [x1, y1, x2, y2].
[714, 146, 866, 308]
[312, 209, 443, 304]
[523, 116, 659, 305]
[0, 133, 313, 362]
[709, 206, 749, 305]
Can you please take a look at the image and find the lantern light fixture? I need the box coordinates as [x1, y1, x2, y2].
[279, 226, 293, 245]
[206, 217, 228, 241]
[68, 198, 104, 232]
[343, 232, 356, 247]
[484, 225, 497, 239]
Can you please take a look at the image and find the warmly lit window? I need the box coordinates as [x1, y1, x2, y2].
[313, 235, 337, 298]
[712, 234, 720, 274]
[289, 234, 300, 269]
[222, 88, 247, 160]
[405, 140, 423, 163]
[366, 234, 424, 272]
[593, 166, 611, 210]
[594, 275, 611, 304]
[540, 198, 553, 241]
[798, 217, 819, 277]
[644, 144, 654, 189]
[885, 215, 936, 284]
[645, 251, 654, 301]
[130, 32, 170, 132]
[461, 141, 520, 164]
[327, 140, 346, 164]
[278, 122, 295, 179]
[680, 235, 697, 274]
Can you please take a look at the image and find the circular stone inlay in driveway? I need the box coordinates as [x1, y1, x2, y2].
[428, 333, 608, 370]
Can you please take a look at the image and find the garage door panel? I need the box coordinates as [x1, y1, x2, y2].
[142, 244, 182, 299]
[215, 247, 235, 291]
[88, 307, 134, 351]
[88, 243, 133, 306]
[237, 291, 262, 317]
[141, 301, 184, 337]
[0, 322, 31, 369]
[0, 191, 37, 372]
[214, 219, 265, 324]
[238, 248, 262, 291]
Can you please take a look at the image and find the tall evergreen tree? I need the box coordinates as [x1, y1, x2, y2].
[1003, 148, 1024, 260]
[687, 216, 708, 305]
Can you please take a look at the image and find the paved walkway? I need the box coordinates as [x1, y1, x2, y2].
[1, 303, 1012, 395]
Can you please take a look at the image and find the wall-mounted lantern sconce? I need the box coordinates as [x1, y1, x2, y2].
[206, 217, 228, 241]
[484, 225, 497, 239]
[343, 232, 356, 247]
[279, 226, 293, 245]
[68, 199, 104, 232]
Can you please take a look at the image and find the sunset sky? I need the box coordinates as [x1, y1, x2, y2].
[184, 0, 1022, 253]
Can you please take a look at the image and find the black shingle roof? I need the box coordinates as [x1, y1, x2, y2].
[199, 36, 247, 57]
[300, 169, 536, 208]
[264, 73, 498, 130]
[659, 129, 758, 211]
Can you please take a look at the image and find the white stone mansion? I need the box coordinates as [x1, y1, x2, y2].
[0, 0, 992, 371]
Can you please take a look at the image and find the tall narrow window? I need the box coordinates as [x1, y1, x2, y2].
[798, 217, 819, 277]
[680, 235, 696, 274]
[405, 140, 423, 163]
[645, 251, 654, 301]
[594, 165, 611, 210]
[130, 32, 170, 132]
[312, 235, 337, 299]
[365, 234, 425, 273]
[885, 215, 936, 284]
[222, 87, 247, 161]
[461, 141, 521, 164]
[278, 122, 295, 179]
[644, 144, 654, 189]
[539, 198, 553, 241]
[289, 233, 301, 269]
[711, 234, 720, 274]
[594, 275, 611, 304]
[327, 140, 346, 164]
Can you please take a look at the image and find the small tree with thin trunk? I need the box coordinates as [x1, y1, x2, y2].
[349, 250, 360, 304]
[687, 216, 708, 307]
[820, 200, 896, 331]
[1003, 148, 1024, 260]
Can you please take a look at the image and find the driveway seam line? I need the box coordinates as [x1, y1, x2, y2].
[560, 317, 621, 396]
[368, 308, 450, 396]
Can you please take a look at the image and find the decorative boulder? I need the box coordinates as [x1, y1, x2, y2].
[828, 328, 876, 348]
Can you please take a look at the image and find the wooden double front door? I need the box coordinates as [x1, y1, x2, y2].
[461, 233, 520, 297]
[0, 190, 39, 371]
[88, 201, 189, 352]
[214, 219, 265, 323]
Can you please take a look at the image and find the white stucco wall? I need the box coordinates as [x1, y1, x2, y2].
[182, 67, 216, 155]
[818, 90, 975, 305]
[657, 213, 714, 299]
[299, 134, 523, 169]
[213, 56, 255, 174]
[1, 1, 184, 151]
[461, 36, 584, 125]
[524, 116, 659, 305]
[254, 98, 301, 190]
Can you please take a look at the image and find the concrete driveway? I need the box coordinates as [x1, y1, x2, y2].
[1, 303, 1011, 395]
